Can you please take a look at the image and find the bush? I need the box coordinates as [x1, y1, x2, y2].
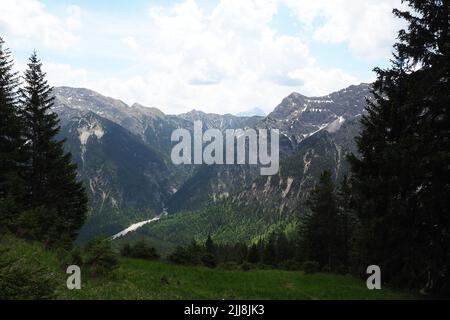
[70, 247, 83, 267]
[321, 265, 332, 273]
[336, 265, 349, 275]
[201, 252, 217, 268]
[15, 206, 60, 247]
[83, 237, 118, 277]
[0, 198, 19, 232]
[121, 243, 132, 257]
[241, 262, 251, 271]
[278, 260, 302, 271]
[56, 246, 83, 271]
[220, 261, 240, 271]
[168, 246, 192, 265]
[120, 241, 160, 260]
[168, 245, 201, 265]
[0, 246, 56, 300]
[302, 261, 320, 274]
[255, 263, 272, 270]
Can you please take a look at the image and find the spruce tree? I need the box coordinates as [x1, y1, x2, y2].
[202, 235, 217, 267]
[19, 52, 87, 246]
[262, 233, 277, 266]
[205, 235, 216, 256]
[247, 243, 260, 264]
[349, 0, 450, 294]
[275, 233, 291, 263]
[0, 37, 24, 228]
[337, 176, 357, 270]
[348, 56, 412, 281]
[301, 170, 343, 271]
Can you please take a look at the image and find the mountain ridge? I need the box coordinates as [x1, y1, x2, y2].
[51, 83, 371, 242]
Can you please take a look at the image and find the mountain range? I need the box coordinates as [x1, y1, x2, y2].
[51, 84, 371, 244]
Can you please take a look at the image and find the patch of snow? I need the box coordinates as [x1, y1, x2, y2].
[112, 216, 161, 239]
[304, 123, 329, 138]
[325, 116, 346, 133]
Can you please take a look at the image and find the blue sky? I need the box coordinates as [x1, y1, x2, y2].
[0, 0, 405, 114]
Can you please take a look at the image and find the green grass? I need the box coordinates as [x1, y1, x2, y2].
[62, 258, 415, 300]
[0, 236, 415, 300]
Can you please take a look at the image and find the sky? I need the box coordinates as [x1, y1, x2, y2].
[0, 0, 407, 115]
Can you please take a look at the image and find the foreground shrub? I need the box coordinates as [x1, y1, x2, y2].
[0, 240, 56, 300]
[201, 252, 217, 268]
[57, 247, 84, 271]
[167, 246, 192, 265]
[277, 260, 302, 271]
[220, 261, 240, 271]
[14, 206, 60, 247]
[83, 237, 118, 277]
[167, 242, 202, 266]
[120, 241, 160, 260]
[302, 261, 320, 274]
[335, 265, 349, 275]
[241, 262, 251, 271]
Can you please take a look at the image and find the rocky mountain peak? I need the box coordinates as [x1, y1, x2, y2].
[130, 103, 165, 118]
[261, 83, 371, 143]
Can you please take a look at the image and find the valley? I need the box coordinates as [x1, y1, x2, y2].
[51, 84, 371, 249]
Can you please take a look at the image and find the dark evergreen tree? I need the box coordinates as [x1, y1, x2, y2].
[0, 37, 24, 228]
[247, 243, 260, 264]
[83, 236, 118, 277]
[348, 55, 411, 280]
[202, 235, 217, 268]
[168, 246, 193, 265]
[205, 235, 216, 257]
[186, 239, 202, 265]
[233, 242, 248, 264]
[349, 0, 450, 295]
[262, 233, 277, 266]
[275, 233, 292, 262]
[337, 176, 357, 269]
[19, 52, 87, 246]
[300, 170, 343, 271]
[120, 240, 160, 260]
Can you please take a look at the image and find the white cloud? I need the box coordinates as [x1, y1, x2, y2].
[0, 0, 80, 50]
[65, 5, 82, 31]
[288, 67, 358, 95]
[121, 36, 140, 51]
[3, 0, 404, 114]
[78, 0, 359, 114]
[45, 62, 88, 88]
[283, 0, 407, 59]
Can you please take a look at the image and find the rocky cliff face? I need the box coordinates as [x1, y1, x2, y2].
[230, 117, 362, 216]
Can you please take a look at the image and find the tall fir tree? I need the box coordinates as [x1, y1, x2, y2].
[275, 233, 292, 263]
[300, 170, 344, 271]
[0, 37, 24, 228]
[336, 176, 357, 270]
[202, 235, 218, 268]
[247, 243, 260, 264]
[19, 52, 87, 247]
[348, 58, 413, 283]
[349, 0, 450, 294]
[262, 233, 277, 266]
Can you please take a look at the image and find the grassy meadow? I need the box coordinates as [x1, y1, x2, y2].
[0, 236, 415, 300]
